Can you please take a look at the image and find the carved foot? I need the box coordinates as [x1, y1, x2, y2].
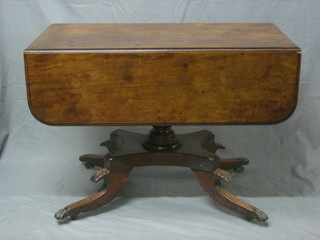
[218, 158, 249, 171]
[79, 154, 105, 168]
[192, 169, 268, 222]
[54, 168, 132, 221]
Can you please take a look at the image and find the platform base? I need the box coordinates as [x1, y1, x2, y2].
[55, 127, 268, 222]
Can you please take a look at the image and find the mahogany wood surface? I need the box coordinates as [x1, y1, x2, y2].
[24, 23, 301, 125]
[26, 23, 299, 50]
[192, 169, 268, 222]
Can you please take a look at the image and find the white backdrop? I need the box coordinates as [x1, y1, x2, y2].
[0, 0, 319, 239]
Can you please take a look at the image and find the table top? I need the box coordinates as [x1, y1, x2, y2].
[24, 23, 301, 126]
[27, 23, 299, 51]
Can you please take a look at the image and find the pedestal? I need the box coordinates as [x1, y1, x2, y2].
[54, 126, 268, 222]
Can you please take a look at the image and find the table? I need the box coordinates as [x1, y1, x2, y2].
[24, 23, 301, 222]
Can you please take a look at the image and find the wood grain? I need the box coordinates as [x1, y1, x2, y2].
[24, 23, 301, 125]
[192, 169, 268, 222]
[25, 51, 300, 125]
[27, 23, 299, 50]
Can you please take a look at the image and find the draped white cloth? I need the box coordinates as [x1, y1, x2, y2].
[0, 1, 319, 239]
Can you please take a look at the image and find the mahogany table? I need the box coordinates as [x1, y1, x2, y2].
[24, 23, 301, 222]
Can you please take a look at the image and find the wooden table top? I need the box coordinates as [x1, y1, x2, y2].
[27, 23, 299, 51]
[24, 23, 301, 125]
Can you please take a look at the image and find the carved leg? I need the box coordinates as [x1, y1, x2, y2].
[54, 168, 132, 220]
[79, 154, 105, 168]
[192, 169, 268, 222]
[219, 158, 249, 172]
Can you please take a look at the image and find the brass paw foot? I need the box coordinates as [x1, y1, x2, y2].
[253, 208, 268, 222]
[54, 208, 71, 220]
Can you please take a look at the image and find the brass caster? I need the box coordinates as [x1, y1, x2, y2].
[83, 162, 94, 169]
[100, 140, 111, 148]
[234, 166, 244, 172]
[215, 143, 226, 149]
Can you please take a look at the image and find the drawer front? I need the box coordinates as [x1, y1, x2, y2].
[25, 51, 300, 125]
